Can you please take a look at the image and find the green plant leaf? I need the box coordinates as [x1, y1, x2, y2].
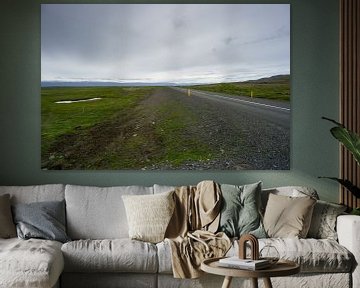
[351, 208, 360, 215]
[330, 127, 360, 165]
[322, 117, 360, 165]
[319, 177, 360, 198]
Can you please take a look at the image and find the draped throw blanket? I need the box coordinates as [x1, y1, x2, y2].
[165, 180, 231, 278]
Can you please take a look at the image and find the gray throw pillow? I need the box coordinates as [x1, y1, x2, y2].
[12, 200, 70, 243]
[0, 194, 17, 238]
[307, 200, 347, 240]
[218, 182, 266, 238]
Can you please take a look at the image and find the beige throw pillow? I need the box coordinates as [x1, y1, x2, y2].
[0, 194, 17, 238]
[263, 193, 316, 238]
[122, 191, 175, 243]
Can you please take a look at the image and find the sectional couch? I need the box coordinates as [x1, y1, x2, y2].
[0, 183, 359, 288]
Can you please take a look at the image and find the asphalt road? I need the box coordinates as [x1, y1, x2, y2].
[171, 87, 291, 130]
[158, 86, 291, 170]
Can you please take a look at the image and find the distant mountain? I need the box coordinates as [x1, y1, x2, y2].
[41, 81, 183, 87]
[41, 75, 290, 88]
[241, 74, 290, 84]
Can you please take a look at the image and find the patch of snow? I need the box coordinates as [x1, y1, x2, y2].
[55, 97, 102, 104]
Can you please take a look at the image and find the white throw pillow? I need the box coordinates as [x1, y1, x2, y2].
[122, 191, 175, 243]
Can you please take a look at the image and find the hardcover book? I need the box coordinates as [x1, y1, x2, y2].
[218, 257, 271, 270]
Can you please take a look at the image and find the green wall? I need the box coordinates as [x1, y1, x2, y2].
[0, 0, 340, 203]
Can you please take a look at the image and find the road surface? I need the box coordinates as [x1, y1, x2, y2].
[152, 87, 291, 170]
[172, 87, 290, 130]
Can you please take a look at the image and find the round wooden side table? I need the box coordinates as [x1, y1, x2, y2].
[201, 257, 300, 288]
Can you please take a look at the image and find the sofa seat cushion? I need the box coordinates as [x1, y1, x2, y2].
[228, 238, 353, 273]
[0, 238, 64, 288]
[62, 239, 158, 273]
[259, 238, 353, 272]
[157, 238, 354, 274]
[156, 240, 173, 274]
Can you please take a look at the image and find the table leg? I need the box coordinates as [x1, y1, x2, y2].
[263, 277, 273, 288]
[221, 276, 233, 288]
[251, 278, 258, 288]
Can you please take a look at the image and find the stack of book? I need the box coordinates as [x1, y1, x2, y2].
[218, 257, 271, 270]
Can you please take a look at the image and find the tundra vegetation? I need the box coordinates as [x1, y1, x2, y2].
[186, 75, 290, 101]
[41, 75, 290, 170]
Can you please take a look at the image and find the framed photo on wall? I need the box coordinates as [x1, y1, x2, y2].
[41, 4, 290, 170]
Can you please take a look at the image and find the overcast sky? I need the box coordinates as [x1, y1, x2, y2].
[41, 4, 290, 84]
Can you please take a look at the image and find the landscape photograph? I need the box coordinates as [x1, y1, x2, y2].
[41, 4, 290, 170]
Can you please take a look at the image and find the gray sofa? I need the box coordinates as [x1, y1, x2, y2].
[0, 183, 359, 288]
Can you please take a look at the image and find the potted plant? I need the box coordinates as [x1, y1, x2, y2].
[320, 117, 360, 215]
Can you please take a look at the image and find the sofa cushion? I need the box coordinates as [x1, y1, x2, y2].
[61, 239, 158, 273]
[61, 273, 157, 288]
[0, 194, 16, 238]
[225, 238, 353, 274]
[0, 238, 64, 288]
[153, 184, 176, 194]
[261, 186, 319, 212]
[307, 200, 347, 240]
[0, 184, 65, 204]
[260, 238, 353, 273]
[156, 240, 173, 274]
[65, 185, 153, 239]
[157, 237, 353, 274]
[12, 200, 70, 243]
[218, 182, 266, 238]
[263, 193, 316, 238]
[122, 191, 175, 243]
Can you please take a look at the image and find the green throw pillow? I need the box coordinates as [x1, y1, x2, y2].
[218, 182, 266, 238]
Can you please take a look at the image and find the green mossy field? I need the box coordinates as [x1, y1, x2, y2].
[41, 86, 214, 169]
[41, 86, 151, 154]
[186, 75, 290, 101]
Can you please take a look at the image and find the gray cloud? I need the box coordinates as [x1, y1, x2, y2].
[41, 4, 290, 84]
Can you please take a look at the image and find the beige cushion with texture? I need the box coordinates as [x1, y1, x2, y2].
[122, 191, 175, 243]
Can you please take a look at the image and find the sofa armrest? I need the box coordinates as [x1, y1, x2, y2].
[337, 215, 360, 288]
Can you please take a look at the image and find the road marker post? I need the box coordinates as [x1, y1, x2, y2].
[188, 89, 191, 96]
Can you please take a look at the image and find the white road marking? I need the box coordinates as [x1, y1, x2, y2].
[188, 89, 290, 112]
